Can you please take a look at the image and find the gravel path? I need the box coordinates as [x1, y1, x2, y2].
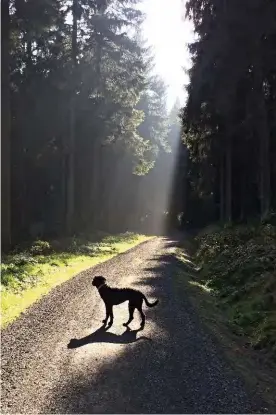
[1, 237, 265, 413]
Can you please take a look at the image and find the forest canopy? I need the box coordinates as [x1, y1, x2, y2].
[1, 0, 182, 249]
[182, 0, 276, 228]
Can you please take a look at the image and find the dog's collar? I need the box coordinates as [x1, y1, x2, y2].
[97, 283, 106, 291]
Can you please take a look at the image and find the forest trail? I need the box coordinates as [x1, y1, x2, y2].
[1, 237, 265, 413]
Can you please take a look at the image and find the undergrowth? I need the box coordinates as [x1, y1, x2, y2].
[193, 222, 276, 360]
[1, 232, 151, 328]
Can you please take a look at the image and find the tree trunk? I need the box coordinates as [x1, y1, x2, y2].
[259, 110, 270, 220]
[65, 0, 78, 234]
[90, 137, 100, 230]
[181, 146, 188, 225]
[254, 65, 270, 220]
[66, 97, 76, 234]
[1, 0, 11, 250]
[225, 137, 232, 222]
[239, 172, 245, 222]
[219, 152, 224, 222]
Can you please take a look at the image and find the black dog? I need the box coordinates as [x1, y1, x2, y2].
[92, 276, 158, 329]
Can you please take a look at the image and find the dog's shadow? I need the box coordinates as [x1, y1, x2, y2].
[67, 325, 151, 349]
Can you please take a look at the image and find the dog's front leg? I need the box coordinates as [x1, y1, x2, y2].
[102, 303, 109, 325]
[107, 306, 114, 327]
[105, 305, 113, 327]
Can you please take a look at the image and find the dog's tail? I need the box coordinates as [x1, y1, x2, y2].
[143, 295, 159, 307]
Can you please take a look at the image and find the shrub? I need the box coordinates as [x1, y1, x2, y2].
[30, 240, 51, 256]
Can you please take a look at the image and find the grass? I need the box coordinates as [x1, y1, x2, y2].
[193, 222, 276, 359]
[1, 232, 153, 328]
[173, 223, 276, 411]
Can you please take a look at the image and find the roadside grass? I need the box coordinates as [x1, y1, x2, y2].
[1, 232, 153, 328]
[193, 222, 276, 358]
[173, 222, 276, 411]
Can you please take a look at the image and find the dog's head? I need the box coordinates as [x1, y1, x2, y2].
[92, 275, 106, 288]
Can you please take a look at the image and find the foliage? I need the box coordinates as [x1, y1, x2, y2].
[2, 0, 172, 247]
[180, 0, 276, 225]
[30, 240, 51, 256]
[194, 223, 276, 359]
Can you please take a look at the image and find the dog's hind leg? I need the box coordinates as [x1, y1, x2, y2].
[123, 304, 135, 327]
[136, 299, 145, 329]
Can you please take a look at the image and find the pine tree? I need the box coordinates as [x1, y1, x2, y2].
[1, 0, 11, 249]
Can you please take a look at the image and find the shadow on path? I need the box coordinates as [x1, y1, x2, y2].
[67, 325, 150, 348]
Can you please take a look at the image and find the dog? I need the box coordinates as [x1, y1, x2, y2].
[92, 275, 158, 329]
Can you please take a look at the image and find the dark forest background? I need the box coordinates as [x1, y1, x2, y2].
[2, 0, 276, 251]
[183, 0, 276, 228]
[1, 0, 185, 250]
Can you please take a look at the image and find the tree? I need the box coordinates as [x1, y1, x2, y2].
[181, 0, 276, 226]
[1, 0, 11, 250]
[65, 0, 79, 234]
[2, 0, 172, 244]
